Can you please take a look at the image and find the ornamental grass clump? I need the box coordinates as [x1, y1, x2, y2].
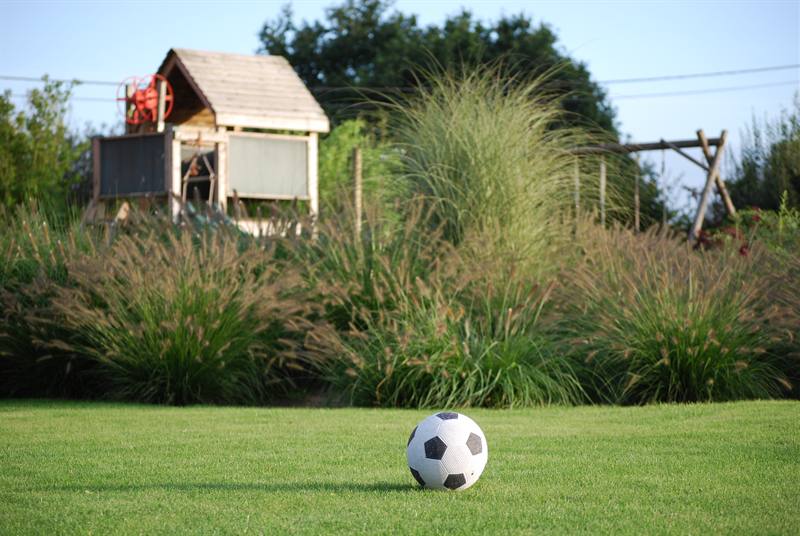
[759, 244, 800, 398]
[553, 225, 792, 403]
[48, 227, 321, 405]
[391, 65, 602, 274]
[0, 202, 95, 397]
[304, 207, 585, 408]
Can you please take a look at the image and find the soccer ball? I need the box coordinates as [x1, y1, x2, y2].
[406, 412, 488, 491]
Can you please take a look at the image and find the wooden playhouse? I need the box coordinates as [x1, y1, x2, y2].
[91, 48, 330, 231]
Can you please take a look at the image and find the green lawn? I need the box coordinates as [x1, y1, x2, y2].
[1, 401, 798, 535]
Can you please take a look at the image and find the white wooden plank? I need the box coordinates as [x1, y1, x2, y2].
[216, 112, 329, 133]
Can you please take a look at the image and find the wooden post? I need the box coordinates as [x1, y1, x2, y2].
[599, 156, 606, 227]
[634, 154, 640, 232]
[123, 83, 134, 134]
[573, 158, 580, 214]
[215, 128, 228, 213]
[689, 130, 728, 241]
[156, 80, 167, 133]
[697, 129, 736, 217]
[307, 132, 319, 222]
[170, 135, 182, 222]
[82, 136, 103, 224]
[661, 149, 667, 227]
[92, 137, 101, 202]
[353, 147, 363, 242]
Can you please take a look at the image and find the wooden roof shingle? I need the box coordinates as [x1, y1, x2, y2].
[159, 48, 329, 133]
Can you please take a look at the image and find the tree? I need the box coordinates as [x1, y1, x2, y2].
[0, 78, 87, 211]
[724, 96, 800, 212]
[259, 0, 676, 226]
[258, 0, 617, 133]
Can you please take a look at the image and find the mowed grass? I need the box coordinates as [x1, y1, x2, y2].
[0, 401, 797, 535]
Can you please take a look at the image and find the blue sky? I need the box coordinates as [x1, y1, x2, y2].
[2, 0, 798, 210]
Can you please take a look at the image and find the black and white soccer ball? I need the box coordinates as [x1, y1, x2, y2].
[406, 412, 488, 491]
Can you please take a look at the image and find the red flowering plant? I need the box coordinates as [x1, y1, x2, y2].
[706, 193, 800, 259]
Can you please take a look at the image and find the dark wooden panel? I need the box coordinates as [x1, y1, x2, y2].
[99, 134, 167, 197]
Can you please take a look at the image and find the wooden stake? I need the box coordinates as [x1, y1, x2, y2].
[634, 154, 640, 233]
[92, 137, 101, 202]
[697, 129, 736, 217]
[125, 83, 135, 134]
[599, 156, 606, 227]
[689, 130, 728, 241]
[661, 149, 667, 227]
[353, 147, 363, 242]
[573, 158, 580, 214]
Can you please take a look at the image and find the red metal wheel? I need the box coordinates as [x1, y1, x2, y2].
[137, 73, 175, 121]
[115, 74, 174, 125]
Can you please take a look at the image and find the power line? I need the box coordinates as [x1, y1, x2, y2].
[610, 80, 798, 100]
[7, 78, 797, 104]
[0, 75, 118, 86]
[1, 63, 798, 88]
[600, 64, 800, 84]
[6, 93, 112, 102]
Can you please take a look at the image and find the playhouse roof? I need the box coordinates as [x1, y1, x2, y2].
[158, 48, 329, 133]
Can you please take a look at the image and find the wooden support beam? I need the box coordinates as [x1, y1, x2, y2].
[307, 132, 319, 226]
[353, 147, 363, 243]
[216, 128, 228, 213]
[170, 134, 182, 222]
[201, 152, 216, 206]
[124, 83, 134, 135]
[661, 139, 709, 171]
[697, 129, 736, 217]
[173, 128, 227, 144]
[156, 80, 166, 133]
[573, 137, 722, 155]
[689, 130, 728, 241]
[599, 156, 606, 227]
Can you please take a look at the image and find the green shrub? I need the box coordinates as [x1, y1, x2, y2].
[737, 192, 799, 260]
[552, 225, 792, 403]
[45, 227, 322, 405]
[318, 118, 401, 221]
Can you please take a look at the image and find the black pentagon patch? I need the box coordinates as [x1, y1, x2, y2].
[443, 473, 466, 490]
[436, 412, 458, 420]
[409, 467, 425, 487]
[466, 432, 482, 455]
[424, 436, 447, 460]
[407, 426, 417, 447]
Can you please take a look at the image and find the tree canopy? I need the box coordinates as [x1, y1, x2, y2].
[259, 0, 617, 133]
[0, 79, 86, 211]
